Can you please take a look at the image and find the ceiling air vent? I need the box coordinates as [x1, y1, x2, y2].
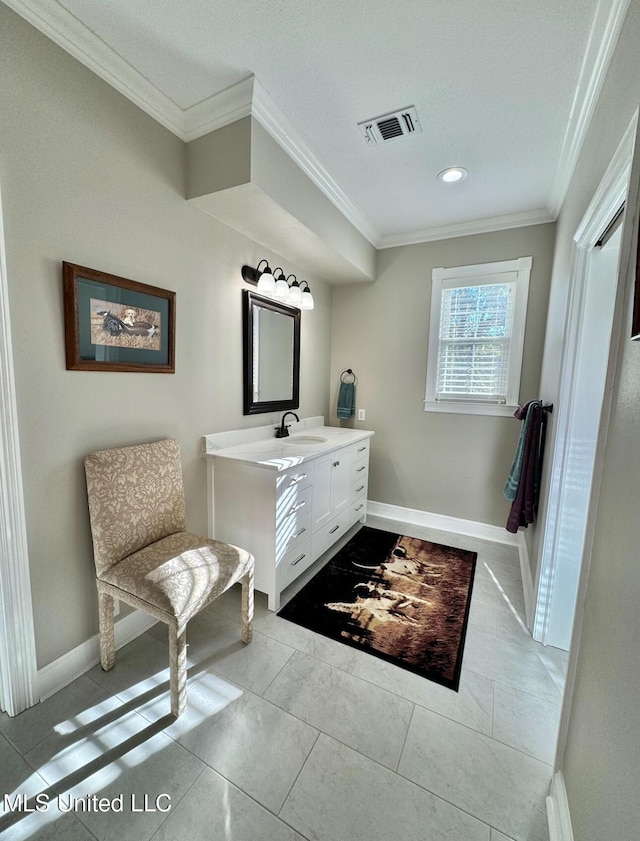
[358, 106, 422, 145]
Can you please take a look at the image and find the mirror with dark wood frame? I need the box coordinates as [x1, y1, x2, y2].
[242, 289, 300, 415]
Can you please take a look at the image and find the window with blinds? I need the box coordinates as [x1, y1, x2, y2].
[425, 257, 531, 416]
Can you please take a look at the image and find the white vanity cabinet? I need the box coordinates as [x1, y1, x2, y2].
[204, 421, 373, 611]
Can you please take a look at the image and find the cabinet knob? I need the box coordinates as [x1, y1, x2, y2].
[357, 446, 366, 452]
[329, 524, 340, 534]
[288, 501, 306, 514]
[292, 553, 306, 566]
[357, 466, 366, 472]
[332, 460, 340, 467]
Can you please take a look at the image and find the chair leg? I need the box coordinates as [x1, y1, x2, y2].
[169, 625, 187, 717]
[97, 589, 116, 672]
[241, 566, 254, 645]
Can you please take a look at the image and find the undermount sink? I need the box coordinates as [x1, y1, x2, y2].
[283, 435, 327, 444]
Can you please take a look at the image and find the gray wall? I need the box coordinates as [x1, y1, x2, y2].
[535, 1, 640, 838]
[330, 224, 555, 527]
[0, 5, 333, 668]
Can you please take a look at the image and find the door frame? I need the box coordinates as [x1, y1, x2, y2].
[0, 181, 38, 716]
[534, 111, 638, 647]
[533, 110, 640, 763]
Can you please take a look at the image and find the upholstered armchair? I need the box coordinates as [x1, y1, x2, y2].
[84, 438, 254, 716]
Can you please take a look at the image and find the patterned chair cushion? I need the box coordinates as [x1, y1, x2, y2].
[85, 439, 187, 576]
[100, 531, 253, 628]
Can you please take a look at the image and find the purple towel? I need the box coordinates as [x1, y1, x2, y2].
[506, 401, 543, 533]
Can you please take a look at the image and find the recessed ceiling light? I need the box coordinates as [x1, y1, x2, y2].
[438, 167, 469, 183]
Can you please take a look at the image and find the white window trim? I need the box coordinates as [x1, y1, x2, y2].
[424, 256, 532, 417]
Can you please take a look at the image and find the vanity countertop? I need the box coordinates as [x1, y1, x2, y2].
[203, 418, 374, 471]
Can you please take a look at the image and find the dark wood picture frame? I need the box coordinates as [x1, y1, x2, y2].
[62, 262, 176, 372]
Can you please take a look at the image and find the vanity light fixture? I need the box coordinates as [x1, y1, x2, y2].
[242, 261, 314, 310]
[437, 166, 468, 183]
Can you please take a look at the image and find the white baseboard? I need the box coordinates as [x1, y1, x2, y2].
[367, 500, 521, 546]
[368, 500, 535, 627]
[37, 609, 157, 702]
[546, 771, 575, 841]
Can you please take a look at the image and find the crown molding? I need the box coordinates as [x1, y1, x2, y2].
[4, 0, 625, 250]
[379, 208, 555, 249]
[183, 76, 255, 142]
[4, 0, 382, 246]
[251, 79, 380, 246]
[547, 0, 632, 217]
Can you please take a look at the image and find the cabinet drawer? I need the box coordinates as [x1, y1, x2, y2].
[277, 463, 314, 497]
[277, 483, 312, 525]
[312, 508, 352, 559]
[350, 456, 369, 483]
[277, 537, 314, 592]
[276, 511, 311, 563]
[351, 475, 367, 502]
[350, 497, 367, 521]
[351, 439, 370, 460]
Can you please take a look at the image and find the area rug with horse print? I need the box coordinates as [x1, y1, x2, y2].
[278, 527, 477, 691]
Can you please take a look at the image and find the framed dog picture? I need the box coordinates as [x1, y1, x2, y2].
[62, 262, 176, 372]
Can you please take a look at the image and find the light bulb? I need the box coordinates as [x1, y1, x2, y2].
[437, 167, 468, 183]
[273, 275, 289, 301]
[256, 267, 275, 297]
[300, 287, 314, 310]
[288, 278, 302, 307]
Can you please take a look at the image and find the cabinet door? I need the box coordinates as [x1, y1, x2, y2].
[312, 452, 333, 530]
[330, 450, 350, 517]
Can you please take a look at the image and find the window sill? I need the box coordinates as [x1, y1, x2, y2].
[423, 401, 518, 417]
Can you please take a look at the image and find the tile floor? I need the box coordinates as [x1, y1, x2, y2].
[0, 516, 568, 841]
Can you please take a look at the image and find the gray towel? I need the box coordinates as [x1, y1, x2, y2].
[337, 381, 355, 419]
[504, 401, 537, 502]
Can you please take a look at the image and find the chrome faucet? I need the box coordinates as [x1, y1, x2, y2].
[275, 411, 300, 438]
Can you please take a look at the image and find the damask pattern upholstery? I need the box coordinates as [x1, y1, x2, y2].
[100, 531, 250, 634]
[85, 439, 187, 577]
[84, 438, 254, 716]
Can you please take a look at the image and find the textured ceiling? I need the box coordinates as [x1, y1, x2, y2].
[20, 0, 609, 243]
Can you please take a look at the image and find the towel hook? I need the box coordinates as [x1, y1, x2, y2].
[340, 368, 357, 384]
